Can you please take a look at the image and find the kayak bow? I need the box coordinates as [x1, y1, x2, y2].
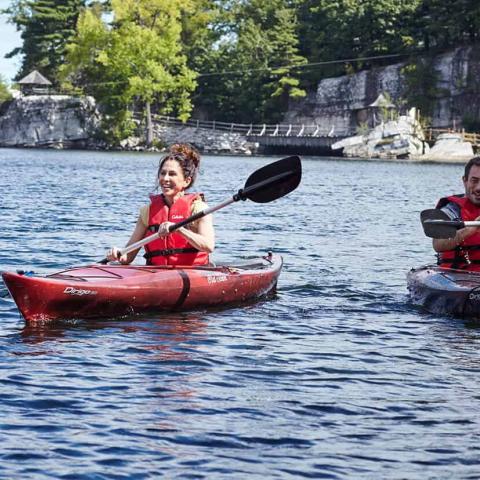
[3, 253, 282, 323]
[407, 265, 480, 319]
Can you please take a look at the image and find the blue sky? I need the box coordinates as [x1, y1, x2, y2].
[0, 0, 22, 83]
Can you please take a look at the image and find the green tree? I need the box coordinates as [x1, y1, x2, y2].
[402, 56, 441, 121]
[177, 0, 225, 116]
[195, 0, 306, 123]
[412, 0, 480, 51]
[4, 0, 85, 83]
[0, 75, 13, 104]
[264, 6, 307, 120]
[296, 0, 421, 86]
[63, 0, 197, 144]
[180, 0, 223, 69]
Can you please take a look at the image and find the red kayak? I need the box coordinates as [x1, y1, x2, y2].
[2, 253, 282, 323]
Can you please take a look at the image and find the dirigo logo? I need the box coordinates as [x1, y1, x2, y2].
[63, 287, 98, 296]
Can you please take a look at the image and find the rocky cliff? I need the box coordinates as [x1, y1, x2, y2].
[284, 46, 480, 135]
[2, 46, 478, 155]
[0, 95, 100, 148]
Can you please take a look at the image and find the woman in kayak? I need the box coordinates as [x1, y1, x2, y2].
[106, 143, 215, 265]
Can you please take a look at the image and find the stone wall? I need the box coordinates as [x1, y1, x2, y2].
[284, 47, 480, 135]
[152, 124, 258, 155]
[0, 94, 255, 153]
[0, 95, 100, 148]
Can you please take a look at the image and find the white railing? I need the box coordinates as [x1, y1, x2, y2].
[140, 114, 345, 138]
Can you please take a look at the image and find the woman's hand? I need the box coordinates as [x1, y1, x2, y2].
[106, 247, 128, 264]
[104, 215, 148, 265]
[158, 222, 175, 237]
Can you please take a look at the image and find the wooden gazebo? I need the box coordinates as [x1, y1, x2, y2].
[353, 93, 396, 130]
[18, 70, 52, 95]
[368, 93, 396, 124]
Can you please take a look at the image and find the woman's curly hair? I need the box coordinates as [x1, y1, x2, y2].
[157, 143, 201, 189]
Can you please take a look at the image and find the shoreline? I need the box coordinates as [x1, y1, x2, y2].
[0, 145, 474, 164]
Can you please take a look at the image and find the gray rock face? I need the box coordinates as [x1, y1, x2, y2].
[0, 95, 100, 148]
[285, 47, 479, 134]
[413, 133, 474, 162]
[155, 125, 258, 155]
[331, 113, 427, 159]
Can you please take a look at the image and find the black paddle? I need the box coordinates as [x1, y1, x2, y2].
[99, 155, 302, 264]
[420, 208, 480, 239]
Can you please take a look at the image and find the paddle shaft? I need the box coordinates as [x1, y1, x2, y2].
[118, 168, 296, 257]
[446, 221, 480, 228]
[424, 220, 480, 229]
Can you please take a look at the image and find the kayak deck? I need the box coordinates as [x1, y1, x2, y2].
[407, 265, 480, 319]
[3, 253, 282, 323]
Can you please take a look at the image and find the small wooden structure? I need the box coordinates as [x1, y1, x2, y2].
[353, 93, 396, 129]
[18, 70, 52, 95]
[369, 93, 396, 125]
[368, 93, 395, 109]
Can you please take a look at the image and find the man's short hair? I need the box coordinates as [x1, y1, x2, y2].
[464, 157, 480, 179]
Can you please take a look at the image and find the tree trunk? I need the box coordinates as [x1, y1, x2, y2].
[146, 101, 153, 147]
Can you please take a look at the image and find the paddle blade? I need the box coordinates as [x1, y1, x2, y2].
[241, 155, 302, 203]
[421, 209, 464, 238]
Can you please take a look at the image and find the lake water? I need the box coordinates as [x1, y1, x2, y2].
[1, 148, 479, 479]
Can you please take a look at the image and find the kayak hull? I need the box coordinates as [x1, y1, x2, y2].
[2, 253, 282, 323]
[407, 265, 480, 319]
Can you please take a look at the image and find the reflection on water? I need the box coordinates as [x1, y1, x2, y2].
[18, 313, 211, 404]
[1, 149, 480, 479]
[19, 311, 207, 350]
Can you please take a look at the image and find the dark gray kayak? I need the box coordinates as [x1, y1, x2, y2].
[407, 266, 480, 319]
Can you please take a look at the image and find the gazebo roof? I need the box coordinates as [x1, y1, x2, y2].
[18, 70, 52, 86]
[369, 93, 395, 109]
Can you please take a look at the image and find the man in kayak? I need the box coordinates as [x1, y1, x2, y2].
[106, 143, 215, 265]
[433, 156, 480, 270]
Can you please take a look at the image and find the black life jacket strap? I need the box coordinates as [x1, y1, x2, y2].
[463, 245, 480, 251]
[143, 248, 199, 263]
[148, 222, 194, 233]
[148, 224, 161, 233]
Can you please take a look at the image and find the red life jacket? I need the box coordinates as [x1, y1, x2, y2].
[436, 194, 480, 270]
[143, 193, 209, 266]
